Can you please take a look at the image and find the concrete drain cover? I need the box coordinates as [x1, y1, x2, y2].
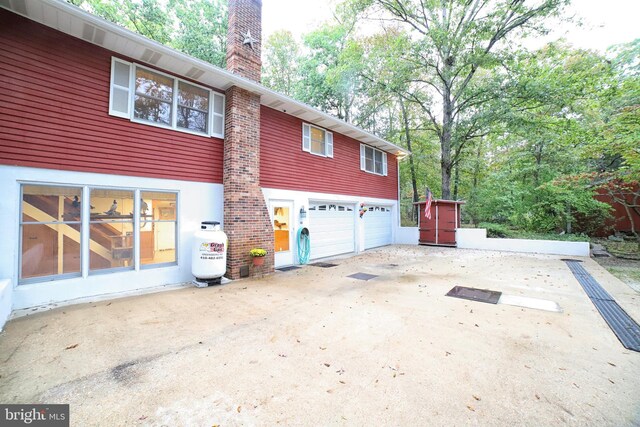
[446, 286, 502, 304]
[348, 273, 378, 281]
[311, 262, 338, 268]
[277, 266, 301, 272]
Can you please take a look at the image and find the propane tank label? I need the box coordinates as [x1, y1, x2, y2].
[199, 242, 225, 260]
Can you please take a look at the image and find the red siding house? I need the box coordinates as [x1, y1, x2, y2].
[0, 0, 409, 312]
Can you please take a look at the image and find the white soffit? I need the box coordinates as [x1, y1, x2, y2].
[1, 0, 410, 158]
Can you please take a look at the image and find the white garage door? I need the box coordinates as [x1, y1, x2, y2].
[364, 205, 393, 249]
[309, 203, 355, 260]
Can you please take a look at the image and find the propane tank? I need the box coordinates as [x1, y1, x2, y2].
[192, 221, 227, 287]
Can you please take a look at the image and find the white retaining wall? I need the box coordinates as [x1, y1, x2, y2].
[0, 279, 12, 331]
[395, 227, 419, 245]
[456, 228, 590, 256]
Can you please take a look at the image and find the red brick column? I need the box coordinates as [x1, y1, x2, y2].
[223, 86, 273, 278]
[226, 0, 262, 83]
[224, 0, 272, 278]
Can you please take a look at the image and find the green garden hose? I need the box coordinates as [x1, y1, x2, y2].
[297, 227, 310, 264]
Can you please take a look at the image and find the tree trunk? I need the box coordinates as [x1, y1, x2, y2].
[441, 84, 453, 200]
[453, 163, 459, 201]
[400, 98, 419, 222]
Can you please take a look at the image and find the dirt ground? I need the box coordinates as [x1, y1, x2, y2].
[594, 255, 640, 294]
[1, 245, 639, 426]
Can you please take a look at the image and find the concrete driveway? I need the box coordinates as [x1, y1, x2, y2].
[1, 245, 639, 426]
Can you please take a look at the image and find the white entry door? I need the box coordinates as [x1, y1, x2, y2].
[271, 201, 294, 267]
[364, 205, 393, 249]
[309, 202, 356, 260]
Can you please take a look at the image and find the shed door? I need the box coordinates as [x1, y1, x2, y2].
[364, 205, 392, 249]
[309, 203, 355, 259]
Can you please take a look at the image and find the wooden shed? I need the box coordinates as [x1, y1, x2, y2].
[415, 200, 464, 247]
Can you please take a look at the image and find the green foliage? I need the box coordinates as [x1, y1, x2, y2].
[68, 0, 227, 66]
[478, 222, 511, 238]
[510, 178, 612, 235]
[263, 31, 300, 96]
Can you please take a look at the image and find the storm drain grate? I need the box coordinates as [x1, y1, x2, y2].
[348, 272, 378, 281]
[446, 286, 502, 304]
[565, 260, 640, 352]
[311, 262, 338, 268]
[277, 266, 301, 272]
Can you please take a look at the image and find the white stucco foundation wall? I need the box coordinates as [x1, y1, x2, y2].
[0, 279, 12, 331]
[395, 227, 419, 244]
[456, 228, 590, 256]
[261, 187, 399, 262]
[0, 165, 223, 310]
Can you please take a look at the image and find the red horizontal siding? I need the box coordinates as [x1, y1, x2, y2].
[260, 106, 398, 200]
[0, 10, 223, 183]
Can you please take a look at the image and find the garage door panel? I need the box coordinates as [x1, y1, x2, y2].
[364, 205, 392, 249]
[310, 203, 355, 260]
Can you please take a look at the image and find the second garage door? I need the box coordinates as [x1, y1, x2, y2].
[364, 205, 392, 249]
[309, 203, 355, 260]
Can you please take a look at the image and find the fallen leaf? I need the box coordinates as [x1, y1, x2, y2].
[65, 344, 79, 350]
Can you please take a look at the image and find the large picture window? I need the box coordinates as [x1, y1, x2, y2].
[109, 57, 225, 138]
[19, 184, 178, 283]
[20, 185, 83, 281]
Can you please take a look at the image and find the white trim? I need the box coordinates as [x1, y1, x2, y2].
[360, 144, 387, 176]
[109, 57, 132, 118]
[109, 58, 226, 139]
[302, 123, 311, 152]
[302, 122, 333, 158]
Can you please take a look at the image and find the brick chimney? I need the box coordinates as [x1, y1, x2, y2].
[223, 0, 274, 278]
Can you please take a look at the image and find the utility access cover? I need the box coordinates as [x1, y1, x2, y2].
[446, 286, 502, 304]
[348, 272, 378, 281]
[311, 262, 338, 268]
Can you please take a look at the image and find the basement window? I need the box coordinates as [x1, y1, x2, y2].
[109, 57, 225, 138]
[360, 144, 387, 176]
[19, 183, 178, 284]
[20, 185, 83, 282]
[302, 123, 333, 157]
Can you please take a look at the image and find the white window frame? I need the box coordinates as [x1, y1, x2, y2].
[18, 183, 179, 284]
[302, 123, 333, 158]
[360, 144, 388, 176]
[109, 57, 225, 139]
